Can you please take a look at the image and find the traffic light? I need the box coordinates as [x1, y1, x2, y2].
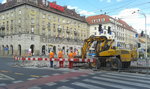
[138, 43, 141, 48]
[108, 26, 111, 34]
[98, 24, 103, 32]
[141, 31, 144, 37]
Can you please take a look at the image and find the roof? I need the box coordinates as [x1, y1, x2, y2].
[86, 14, 137, 33]
[0, 0, 86, 23]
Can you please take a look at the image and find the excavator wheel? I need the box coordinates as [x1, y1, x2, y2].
[111, 57, 122, 70]
[89, 62, 96, 68]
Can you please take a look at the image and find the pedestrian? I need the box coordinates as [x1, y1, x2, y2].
[58, 49, 64, 58]
[49, 50, 55, 67]
[73, 49, 77, 57]
[49, 50, 54, 59]
[68, 50, 74, 59]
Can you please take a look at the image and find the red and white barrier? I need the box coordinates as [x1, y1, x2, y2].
[14, 57, 96, 68]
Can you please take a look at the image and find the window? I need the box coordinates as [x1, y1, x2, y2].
[43, 14, 45, 19]
[31, 18, 34, 24]
[19, 10, 22, 14]
[95, 27, 97, 30]
[102, 18, 105, 22]
[31, 26, 34, 33]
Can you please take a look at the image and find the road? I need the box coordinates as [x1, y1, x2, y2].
[0, 57, 150, 89]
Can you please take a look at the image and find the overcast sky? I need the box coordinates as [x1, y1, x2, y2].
[1, 0, 150, 34]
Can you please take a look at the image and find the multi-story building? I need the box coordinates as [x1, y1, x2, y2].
[86, 14, 138, 49]
[0, 0, 89, 56]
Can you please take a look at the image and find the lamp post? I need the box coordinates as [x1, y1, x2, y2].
[132, 10, 148, 73]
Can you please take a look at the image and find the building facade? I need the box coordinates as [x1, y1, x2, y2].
[86, 14, 138, 49]
[0, 0, 89, 56]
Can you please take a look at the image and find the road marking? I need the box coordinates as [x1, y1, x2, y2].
[0, 73, 15, 80]
[93, 76, 150, 88]
[13, 80, 23, 83]
[6, 72, 88, 89]
[57, 86, 74, 89]
[41, 75, 49, 77]
[72, 82, 105, 89]
[30, 75, 40, 78]
[107, 72, 150, 80]
[0, 83, 7, 86]
[14, 73, 24, 75]
[83, 79, 136, 89]
[60, 79, 69, 82]
[71, 77, 79, 80]
[100, 74, 150, 84]
[45, 82, 57, 86]
[0, 70, 9, 73]
[28, 86, 41, 89]
[80, 75, 88, 77]
[52, 73, 60, 76]
[27, 78, 37, 80]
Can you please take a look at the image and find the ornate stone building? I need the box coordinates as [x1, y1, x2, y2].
[86, 14, 138, 49]
[0, 0, 89, 56]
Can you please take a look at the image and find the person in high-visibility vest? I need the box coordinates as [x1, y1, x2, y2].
[49, 51, 55, 67]
[73, 50, 77, 57]
[49, 51, 54, 59]
[68, 51, 74, 59]
[58, 49, 64, 58]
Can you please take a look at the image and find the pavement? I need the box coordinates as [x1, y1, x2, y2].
[1, 57, 150, 89]
[1, 71, 150, 89]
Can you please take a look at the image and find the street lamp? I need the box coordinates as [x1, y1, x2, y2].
[132, 10, 147, 58]
[132, 10, 148, 73]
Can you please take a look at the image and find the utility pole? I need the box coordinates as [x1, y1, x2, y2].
[132, 10, 148, 73]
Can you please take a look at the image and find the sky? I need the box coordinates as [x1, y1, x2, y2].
[0, 0, 150, 34]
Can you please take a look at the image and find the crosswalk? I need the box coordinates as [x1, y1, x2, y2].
[1, 71, 150, 89]
[0, 73, 14, 80]
[40, 72, 150, 89]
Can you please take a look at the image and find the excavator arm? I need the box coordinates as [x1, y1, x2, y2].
[81, 36, 108, 59]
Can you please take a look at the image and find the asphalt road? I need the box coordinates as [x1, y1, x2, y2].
[1, 57, 150, 89]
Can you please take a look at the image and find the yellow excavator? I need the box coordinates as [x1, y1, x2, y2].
[81, 35, 138, 69]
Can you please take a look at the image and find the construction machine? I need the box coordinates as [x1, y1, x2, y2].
[81, 35, 138, 69]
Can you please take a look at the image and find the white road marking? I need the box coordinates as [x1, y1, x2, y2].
[93, 76, 150, 88]
[28, 86, 41, 89]
[57, 86, 74, 89]
[100, 74, 150, 84]
[71, 77, 79, 79]
[27, 78, 36, 80]
[72, 82, 105, 89]
[83, 79, 136, 89]
[41, 75, 49, 77]
[107, 72, 150, 80]
[0, 83, 7, 86]
[60, 79, 69, 82]
[52, 73, 60, 76]
[13, 80, 23, 83]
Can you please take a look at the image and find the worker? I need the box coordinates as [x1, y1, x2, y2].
[68, 50, 74, 59]
[49, 50, 55, 67]
[49, 51, 54, 59]
[58, 49, 64, 58]
[73, 49, 77, 57]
